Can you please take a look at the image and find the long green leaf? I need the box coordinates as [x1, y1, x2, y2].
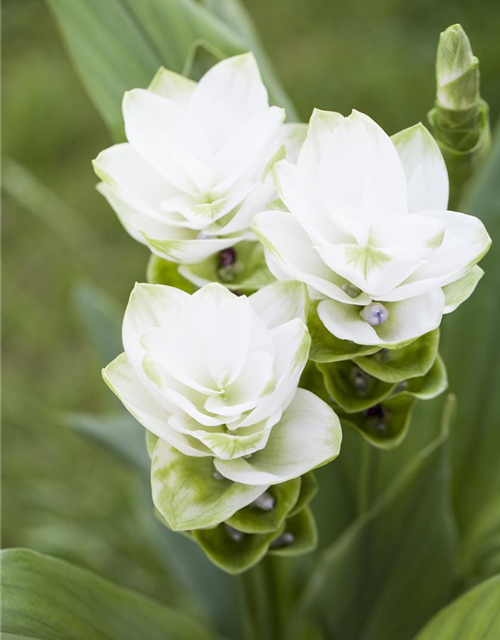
[436, 123, 500, 586]
[301, 412, 457, 640]
[46, 0, 297, 140]
[413, 574, 500, 640]
[0, 549, 215, 640]
[64, 410, 150, 474]
[202, 0, 297, 118]
[73, 282, 123, 367]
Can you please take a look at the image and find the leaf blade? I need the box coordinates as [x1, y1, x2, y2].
[0, 549, 216, 640]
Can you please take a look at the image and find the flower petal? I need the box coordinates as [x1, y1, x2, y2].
[93, 143, 175, 217]
[318, 289, 445, 347]
[123, 88, 212, 193]
[279, 122, 308, 162]
[213, 106, 285, 190]
[442, 265, 484, 313]
[380, 209, 491, 301]
[273, 159, 344, 243]
[205, 350, 275, 416]
[391, 123, 449, 212]
[249, 280, 309, 329]
[148, 67, 196, 105]
[215, 389, 342, 485]
[168, 414, 274, 460]
[252, 211, 371, 304]
[188, 53, 270, 153]
[122, 283, 189, 368]
[318, 110, 407, 217]
[96, 183, 166, 245]
[297, 108, 344, 170]
[234, 318, 310, 429]
[102, 353, 209, 457]
[144, 233, 242, 264]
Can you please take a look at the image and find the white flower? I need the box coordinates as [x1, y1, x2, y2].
[93, 53, 304, 265]
[253, 110, 491, 347]
[103, 281, 341, 485]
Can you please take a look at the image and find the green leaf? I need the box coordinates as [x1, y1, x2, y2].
[73, 282, 123, 367]
[179, 242, 275, 293]
[317, 361, 397, 413]
[460, 494, 500, 589]
[227, 478, 301, 534]
[151, 439, 264, 531]
[311, 397, 454, 554]
[353, 330, 440, 383]
[64, 410, 150, 475]
[437, 123, 500, 584]
[193, 523, 284, 575]
[202, 0, 298, 120]
[413, 574, 500, 640]
[0, 549, 215, 640]
[47, 0, 297, 140]
[299, 419, 457, 640]
[308, 304, 379, 363]
[268, 508, 318, 557]
[146, 255, 197, 292]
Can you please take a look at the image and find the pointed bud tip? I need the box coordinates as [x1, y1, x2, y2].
[436, 24, 480, 109]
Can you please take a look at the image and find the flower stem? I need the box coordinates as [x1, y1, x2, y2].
[357, 440, 377, 515]
[239, 557, 288, 640]
[239, 563, 273, 640]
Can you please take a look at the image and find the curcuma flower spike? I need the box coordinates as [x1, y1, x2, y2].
[92, 53, 306, 265]
[252, 109, 491, 348]
[102, 280, 341, 536]
[428, 24, 491, 195]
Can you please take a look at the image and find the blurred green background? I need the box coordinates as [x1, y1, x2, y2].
[2, 0, 499, 603]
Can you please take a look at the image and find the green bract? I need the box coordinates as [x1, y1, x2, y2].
[151, 439, 266, 531]
[226, 478, 301, 534]
[318, 361, 397, 413]
[179, 242, 275, 293]
[193, 523, 284, 575]
[353, 330, 440, 383]
[341, 395, 417, 449]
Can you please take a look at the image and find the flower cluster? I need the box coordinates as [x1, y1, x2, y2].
[93, 53, 304, 267]
[253, 109, 491, 347]
[97, 52, 490, 572]
[104, 281, 341, 572]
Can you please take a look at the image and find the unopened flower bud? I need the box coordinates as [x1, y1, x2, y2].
[428, 24, 491, 199]
[270, 532, 295, 548]
[225, 524, 245, 542]
[252, 491, 275, 512]
[360, 303, 389, 326]
[436, 24, 479, 110]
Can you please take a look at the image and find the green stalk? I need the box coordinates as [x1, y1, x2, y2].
[239, 557, 289, 640]
[239, 563, 273, 640]
[357, 441, 378, 515]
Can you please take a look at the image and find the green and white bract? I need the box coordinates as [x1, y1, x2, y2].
[103, 281, 341, 486]
[253, 110, 491, 347]
[93, 53, 305, 265]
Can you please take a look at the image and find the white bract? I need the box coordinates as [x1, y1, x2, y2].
[103, 281, 341, 484]
[253, 109, 491, 346]
[93, 53, 305, 264]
